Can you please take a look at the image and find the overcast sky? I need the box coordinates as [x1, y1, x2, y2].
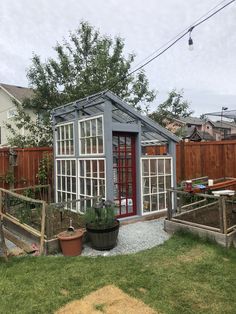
[0, 0, 235, 116]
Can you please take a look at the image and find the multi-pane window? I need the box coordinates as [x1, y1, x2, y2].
[56, 159, 77, 211]
[141, 157, 172, 213]
[79, 116, 104, 155]
[56, 123, 74, 156]
[78, 159, 106, 212]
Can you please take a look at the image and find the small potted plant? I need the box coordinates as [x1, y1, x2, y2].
[84, 200, 120, 251]
[58, 219, 85, 256]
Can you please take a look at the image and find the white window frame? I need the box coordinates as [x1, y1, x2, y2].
[141, 156, 173, 215]
[55, 158, 77, 212]
[78, 115, 105, 156]
[55, 122, 75, 157]
[78, 158, 106, 213]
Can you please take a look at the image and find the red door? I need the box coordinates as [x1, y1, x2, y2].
[113, 133, 136, 217]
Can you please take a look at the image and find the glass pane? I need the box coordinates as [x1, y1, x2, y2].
[86, 138, 91, 154]
[57, 128, 61, 140]
[158, 159, 164, 175]
[80, 178, 84, 194]
[97, 117, 103, 135]
[69, 124, 73, 139]
[65, 125, 69, 139]
[99, 160, 105, 178]
[151, 194, 158, 211]
[85, 120, 90, 136]
[150, 159, 157, 175]
[80, 122, 85, 137]
[143, 178, 150, 194]
[72, 177, 76, 193]
[61, 126, 64, 140]
[71, 161, 76, 176]
[79, 160, 84, 176]
[143, 195, 150, 212]
[92, 120, 96, 136]
[92, 179, 98, 196]
[98, 136, 103, 154]
[71, 194, 76, 211]
[57, 192, 61, 202]
[158, 176, 165, 192]
[86, 160, 91, 177]
[165, 159, 171, 174]
[80, 139, 85, 154]
[57, 142, 61, 155]
[62, 177, 65, 191]
[142, 160, 149, 176]
[92, 160, 97, 177]
[92, 137, 97, 154]
[86, 179, 91, 195]
[159, 193, 166, 210]
[99, 179, 105, 197]
[67, 177, 71, 191]
[151, 177, 157, 194]
[61, 160, 66, 174]
[57, 161, 61, 174]
[61, 141, 65, 155]
[166, 176, 172, 189]
[66, 160, 71, 175]
[57, 176, 61, 190]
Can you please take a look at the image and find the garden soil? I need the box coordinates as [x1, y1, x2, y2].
[55, 285, 157, 314]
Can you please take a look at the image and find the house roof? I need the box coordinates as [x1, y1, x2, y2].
[185, 127, 215, 141]
[0, 83, 34, 103]
[210, 120, 236, 129]
[173, 116, 205, 126]
[53, 90, 180, 143]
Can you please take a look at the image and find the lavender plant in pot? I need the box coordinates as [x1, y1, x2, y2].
[84, 200, 120, 251]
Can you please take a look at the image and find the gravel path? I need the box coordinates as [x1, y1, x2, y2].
[81, 218, 170, 257]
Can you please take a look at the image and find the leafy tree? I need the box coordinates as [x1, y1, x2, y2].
[6, 21, 156, 147]
[149, 89, 193, 128]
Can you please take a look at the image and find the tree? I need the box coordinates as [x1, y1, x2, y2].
[149, 89, 193, 128]
[6, 21, 156, 147]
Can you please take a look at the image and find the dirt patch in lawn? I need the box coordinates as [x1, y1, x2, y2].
[177, 245, 210, 263]
[55, 285, 157, 314]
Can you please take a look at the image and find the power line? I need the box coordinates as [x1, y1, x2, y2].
[75, 0, 235, 110]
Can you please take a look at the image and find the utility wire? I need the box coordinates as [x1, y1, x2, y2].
[74, 0, 235, 110]
[131, 0, 229, 71]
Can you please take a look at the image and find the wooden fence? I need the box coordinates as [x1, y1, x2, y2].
[0, 147, 53, 189]
[1, 140, 236, 189]
[176, 140, 236, 182]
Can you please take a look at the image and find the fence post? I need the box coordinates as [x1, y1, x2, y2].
[0, 190, 8, 261]
[222, 197, 227, 234]
[180, 141, 186, 181]
[167, 190, 172, 220]
[39, 202, 46, 255]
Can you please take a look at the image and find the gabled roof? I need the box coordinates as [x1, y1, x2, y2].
[53, 90, 180, 143]
[210, 120, 235, 129]
[0, 83, 34, 103]
[173, 116, 205, 126]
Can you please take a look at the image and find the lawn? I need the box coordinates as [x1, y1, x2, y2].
[0, 233, 236, 314]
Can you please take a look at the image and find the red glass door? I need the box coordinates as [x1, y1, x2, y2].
[113, 132, 136, 217]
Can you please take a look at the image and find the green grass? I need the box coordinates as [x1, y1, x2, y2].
[1, 233, 236, 314]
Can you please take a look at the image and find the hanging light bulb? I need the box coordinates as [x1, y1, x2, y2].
[188, 26, 194, 51]
[188, 36, 194, 50]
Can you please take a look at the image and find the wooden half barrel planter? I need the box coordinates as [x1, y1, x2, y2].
[58, 229, 85, 256]
[86, 220, 120, 251]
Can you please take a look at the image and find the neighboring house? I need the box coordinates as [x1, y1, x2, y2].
[0, 83, 34, 146]
[166, 116, 236, 141]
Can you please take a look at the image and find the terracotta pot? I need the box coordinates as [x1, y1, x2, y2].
[58, 229, 84, 256]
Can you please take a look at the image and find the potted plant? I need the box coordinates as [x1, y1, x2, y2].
[84, 200, 120, 251]
[58, 219, 85, 256]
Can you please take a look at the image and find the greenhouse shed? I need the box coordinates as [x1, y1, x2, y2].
[52, 91, 180, 218]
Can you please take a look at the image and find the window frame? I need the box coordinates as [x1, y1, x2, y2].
[55, 158, 77, 212]
[78, 115, 105, 156]
[78, 158, 106, 213]
[141, 156, 173, 215]
[55, 122, 75, 157]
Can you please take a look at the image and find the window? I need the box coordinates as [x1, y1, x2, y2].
[79, 116, 104, 155]
[141, 157, 172, 213]
[56, 159, 77, 211]
[78, 159, 106, 212]
[56, 123, 74, 156]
